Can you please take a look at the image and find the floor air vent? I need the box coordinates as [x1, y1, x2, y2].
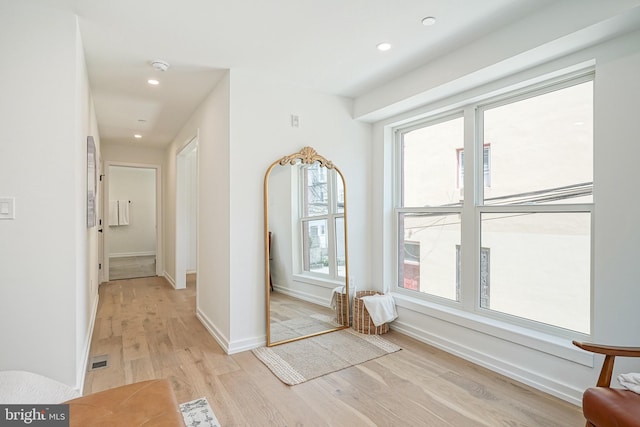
[89, 354, 109, 371]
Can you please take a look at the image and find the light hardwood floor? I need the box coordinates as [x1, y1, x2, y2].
[84, 275, 585, 426]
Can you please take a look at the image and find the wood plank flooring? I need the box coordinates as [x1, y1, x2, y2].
[84, 275, 585, 426]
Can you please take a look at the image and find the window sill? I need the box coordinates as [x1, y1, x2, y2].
[391, 292, 594, 367]
[292, 274, 345, 289]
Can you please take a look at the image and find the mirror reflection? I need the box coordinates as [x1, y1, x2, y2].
[265, 147, 349, 346]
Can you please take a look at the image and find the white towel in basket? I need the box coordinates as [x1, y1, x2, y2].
[361, 294, 397, 326]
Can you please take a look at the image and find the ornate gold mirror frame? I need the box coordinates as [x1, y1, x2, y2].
[264, 147, 350, 347]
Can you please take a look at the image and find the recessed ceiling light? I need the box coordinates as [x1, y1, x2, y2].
[134, 134, 142, 139]
[147, 79, 159, 85]
[422, 16, 437, 26]
[377, 42, 392, 52]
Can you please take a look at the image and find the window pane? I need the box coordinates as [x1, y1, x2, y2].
[398, 212, 461, 301]
[480, 212, 591, 333]
[302, 163, 328, 216]
[302, 219, 328, 274]
[483, 81, 593, 205]
[335, 217, 345, 277]
[335, 172, 344, 214]
[402, 117, 464, 207]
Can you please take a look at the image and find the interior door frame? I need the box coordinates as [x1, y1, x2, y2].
[102, 161, 163, 281]
[175, 134, 198, 290]
[98, 159, 105, 284]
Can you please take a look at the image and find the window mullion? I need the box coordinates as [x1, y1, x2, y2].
[460, 106, 477, 310]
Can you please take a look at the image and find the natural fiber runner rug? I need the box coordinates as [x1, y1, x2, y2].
[180, 397, 221, 427]
[253, 328, 401, 385]
[270, 313, 341, 343]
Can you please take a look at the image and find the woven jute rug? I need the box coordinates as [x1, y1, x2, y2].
[269, 313, 341, 344]
[252, 328, 401, 385]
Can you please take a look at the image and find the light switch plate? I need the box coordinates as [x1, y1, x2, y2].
[0, 197, 15, 219]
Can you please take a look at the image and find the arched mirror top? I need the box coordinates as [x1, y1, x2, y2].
[278, 146, 335, 168]
[264, 147, 349, 347]
[265, 146, 344, 179]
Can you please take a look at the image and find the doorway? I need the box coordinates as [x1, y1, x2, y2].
[175, 137, 198, 289]
[105, 164, 159, 281]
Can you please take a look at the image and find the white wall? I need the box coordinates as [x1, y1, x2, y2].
[164, 72, 231, 344]
[226, 70, 372, 352]
[101, 143, 165, 166]
[108, 166, 156, 257]
[368, 26, 640, 404]
[163, 70, 371, 353]
[592, 30, 640, 346]
[75, 21, 101, 393]
[0, 2, 98, 390]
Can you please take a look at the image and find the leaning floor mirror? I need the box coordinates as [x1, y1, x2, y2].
[264, 147, 350, 346]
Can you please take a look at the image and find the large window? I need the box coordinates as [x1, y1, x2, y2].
[396, 75, 593, 335]
[300, 162, 345, 279]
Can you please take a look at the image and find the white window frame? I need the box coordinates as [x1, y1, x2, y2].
[298, 163, 345, 280]
[392, 70, 594, 343]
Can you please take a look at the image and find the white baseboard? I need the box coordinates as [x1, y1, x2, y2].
[163, 272, 177, 289]
[390, 320, 583, 406]
[272, 285, 331, 308]
[195, 309, 264, 355]
[228, 335, 265, 354]
[196, 309, 230, 352]
[109, 251, 156, 258]
[76, 292, 99, 395]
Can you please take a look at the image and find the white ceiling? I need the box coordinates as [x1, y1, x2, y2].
[32, 0, 636, 148]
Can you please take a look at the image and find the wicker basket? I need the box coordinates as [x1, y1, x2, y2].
[352, 290, 389, 335]
[334, 291, 350, 326]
